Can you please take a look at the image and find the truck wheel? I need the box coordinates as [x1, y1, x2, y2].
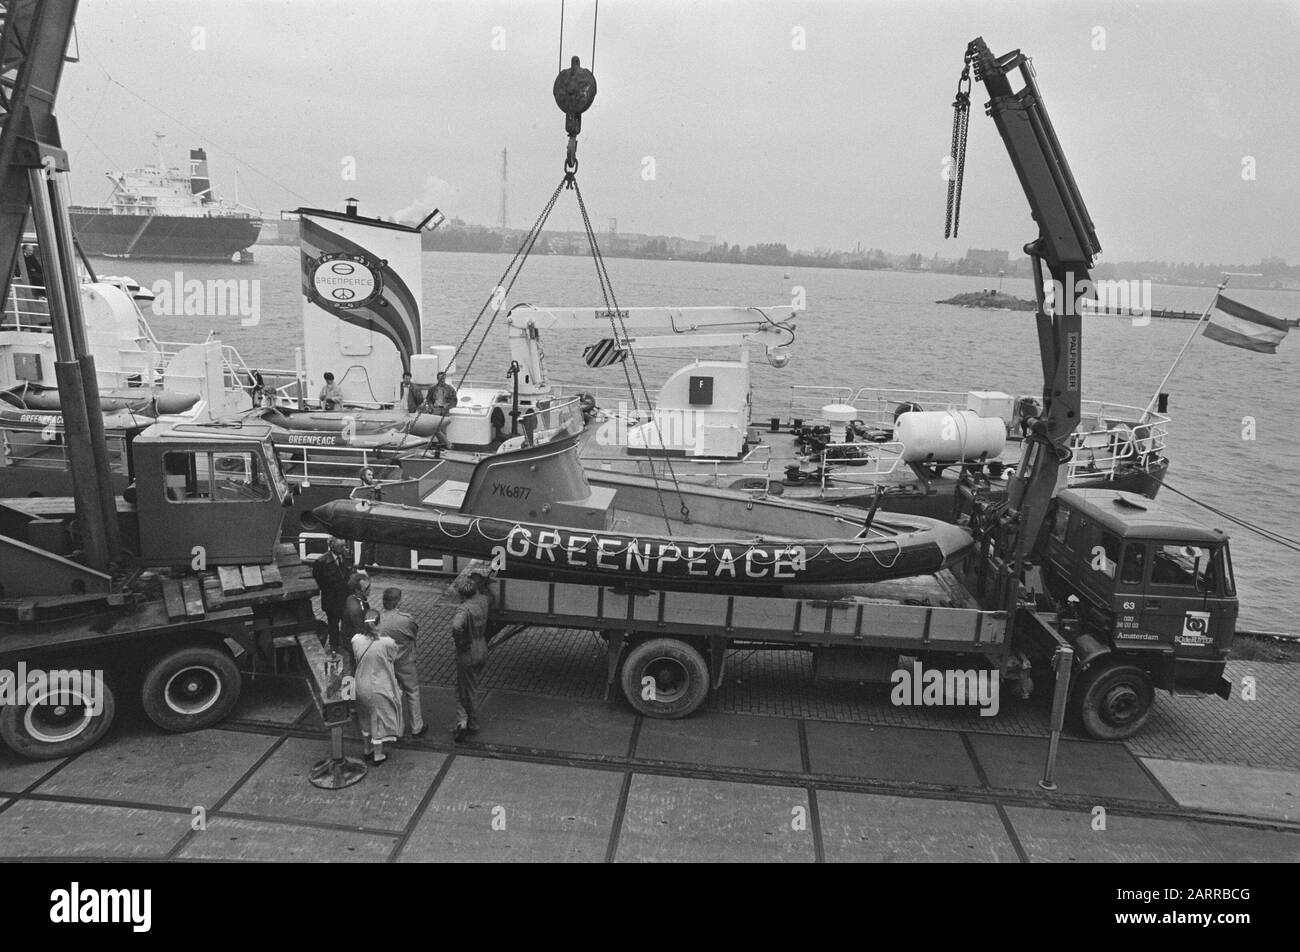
[620, 637, 709, 719]
[0, 675, 117, 760]
[140, 645, 242, 733]
[1073, 662, 1154, 740]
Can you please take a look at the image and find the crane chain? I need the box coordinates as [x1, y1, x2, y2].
[944, 60, 972, 239]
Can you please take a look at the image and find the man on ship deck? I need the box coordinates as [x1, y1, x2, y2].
[319, 372, 344, 411]
[420, 370, 457, 450]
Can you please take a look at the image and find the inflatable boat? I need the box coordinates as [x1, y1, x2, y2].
[304, 433, 973, 595]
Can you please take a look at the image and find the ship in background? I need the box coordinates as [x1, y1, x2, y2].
[68, 133, 262, 263]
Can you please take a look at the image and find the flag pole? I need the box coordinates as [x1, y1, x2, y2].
[1139, 277, 1228, 423]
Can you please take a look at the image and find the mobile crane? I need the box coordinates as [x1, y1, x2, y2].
[0, 0, 318, 760]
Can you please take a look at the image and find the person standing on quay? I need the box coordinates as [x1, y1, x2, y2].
[311, 538, 351, 653]
[376, 586, 425, 738]
[449, 569, 492, 742]
[351, 622, 403, 765]
[341, 570, 373, 659]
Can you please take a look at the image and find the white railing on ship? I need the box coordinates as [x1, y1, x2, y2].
[0, 426, 131, 472]
[816, 440, 907, 494]
[3, 283, 51, 329]
[274, 444, 406, 485]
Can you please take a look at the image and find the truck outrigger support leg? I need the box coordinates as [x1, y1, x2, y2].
[298, 634, 366, 789]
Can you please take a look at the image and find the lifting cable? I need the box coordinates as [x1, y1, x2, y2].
[453, 1, 690, 532]
[1158, 481, 1300, 554]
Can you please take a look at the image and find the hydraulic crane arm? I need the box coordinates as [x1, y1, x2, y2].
[962, 37, 1102, 586]
[503, 304, 797, 399]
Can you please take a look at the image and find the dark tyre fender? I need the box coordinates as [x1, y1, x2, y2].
[0, 672, 117, 760]
[1070, 661, 1155, 741]
[619, 637, 710, 719]
[140, 644, 242, 733]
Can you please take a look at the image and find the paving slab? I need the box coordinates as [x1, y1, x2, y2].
[398, 758, 622, 862]
[970, 733, 1166, 802]
[0, 752, 64, 794]
[468, 690, 635, 758]
[36, 728, 277, 809]
[615, 774, 815, 863]
[804, 721, 981, 787]
[1189, 822, 1300, 863]
[818, 790, 1019, 862]
[0, 799, 190, 859]
[178, 816, 395, 862]
[1140, 758, 1300, 822]
[1005, 806, 1228, 862]
[230, 673, 314, 726]
[635, 710, 803, 773]
[222, 737, 445, 831]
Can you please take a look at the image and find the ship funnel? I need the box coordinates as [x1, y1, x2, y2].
[189, 149, 213, 202]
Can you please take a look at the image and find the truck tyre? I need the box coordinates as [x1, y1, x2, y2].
[1073, 662, 1154, 740]
[620, 637, 709, 719]
[0, 674, 117, 760]
[140, 645, 242, 733]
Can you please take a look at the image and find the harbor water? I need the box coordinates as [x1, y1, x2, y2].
[110, 245, 1300, 635]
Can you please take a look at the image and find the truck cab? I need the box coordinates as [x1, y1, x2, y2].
[130, 424, 293, 566]
[1039, 489, 1235, 735]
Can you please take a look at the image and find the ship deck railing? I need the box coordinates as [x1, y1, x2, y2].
[274, 444, 406, 485]
[0, 424, 132, 473]
[787, 385, 1170, 476]
[2, 284, 51, 329]
[69, 202, 260, 220]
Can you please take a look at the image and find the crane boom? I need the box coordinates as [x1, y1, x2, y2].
[961, 37, 1102, 603]
[504, 304, 796, 400]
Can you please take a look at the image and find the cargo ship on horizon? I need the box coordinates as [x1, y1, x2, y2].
[68, 133, 261, 263]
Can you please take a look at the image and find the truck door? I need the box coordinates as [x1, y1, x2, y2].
[1140, 542, 1229, 650]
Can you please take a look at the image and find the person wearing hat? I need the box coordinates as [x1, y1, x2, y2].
[420, 370, 458, 450]
[448, 567, 492, 742]
[375, 586, 426, 738]
[319, 372, 344, 411]
[311, 537, 351, 652]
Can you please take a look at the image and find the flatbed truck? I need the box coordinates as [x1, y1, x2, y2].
[455, 485, 1234, 743]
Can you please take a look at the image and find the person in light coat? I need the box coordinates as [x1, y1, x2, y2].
[351, 624, 404, 766]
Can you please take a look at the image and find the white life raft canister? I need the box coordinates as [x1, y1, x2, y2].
[895, 409, 1006, 464]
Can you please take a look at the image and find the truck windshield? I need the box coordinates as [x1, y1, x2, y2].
[1150, 543, 1213, 590]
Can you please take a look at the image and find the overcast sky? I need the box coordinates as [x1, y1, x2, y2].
[58, 0, 1300, 264]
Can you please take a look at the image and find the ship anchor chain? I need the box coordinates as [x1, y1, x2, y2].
[554, 55, 597, 186]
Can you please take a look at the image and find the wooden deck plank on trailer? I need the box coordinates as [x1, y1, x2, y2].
[260, 561, 283, 588]
[180, 577, 206, 619]
[161, 578, 187, 621]
[218, 566, 246, 595]
[240, 564, 263, 590]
